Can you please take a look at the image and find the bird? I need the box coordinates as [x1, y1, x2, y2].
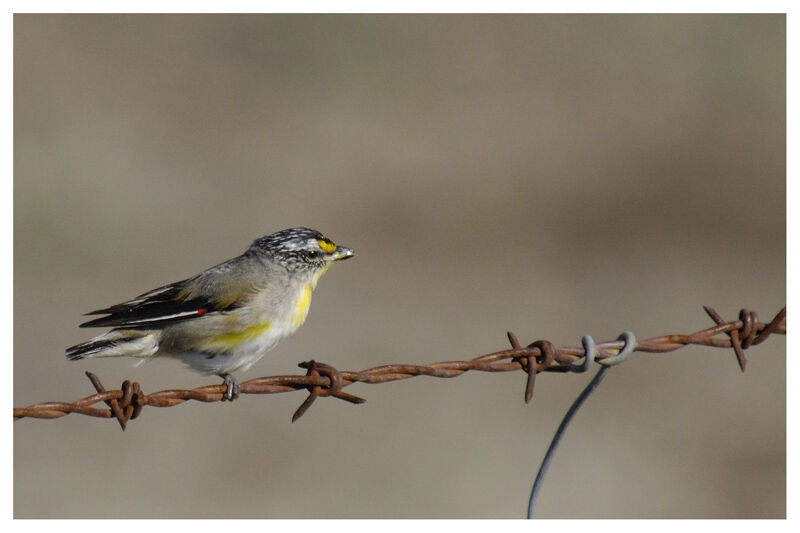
[66, 227, 355, 400]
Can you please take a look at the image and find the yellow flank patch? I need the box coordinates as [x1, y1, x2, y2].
[203, 322, 272, 350]
[317, 239, 337, 254]
[292, 285, 313, 328]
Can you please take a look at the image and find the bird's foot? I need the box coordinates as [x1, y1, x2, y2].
[219, 373, 241, 401]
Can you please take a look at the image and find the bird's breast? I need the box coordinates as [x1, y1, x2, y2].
[291, 284, 313, 330]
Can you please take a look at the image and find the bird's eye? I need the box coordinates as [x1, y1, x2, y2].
[307, 250, 321, 260]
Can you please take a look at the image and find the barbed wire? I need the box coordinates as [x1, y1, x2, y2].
[13, 305, 786, 430]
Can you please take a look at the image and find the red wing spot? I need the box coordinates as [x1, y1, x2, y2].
[197, 308, 208, 315]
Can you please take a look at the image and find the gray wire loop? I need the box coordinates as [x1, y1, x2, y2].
[598, 331, 637, 367]
[569, 335, 596, 373]
[528, 330, 638, 519]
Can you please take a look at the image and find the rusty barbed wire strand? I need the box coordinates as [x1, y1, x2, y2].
[13, 306, 786, 430]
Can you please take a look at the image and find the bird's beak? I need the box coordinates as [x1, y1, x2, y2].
[330, 246, 355, 261]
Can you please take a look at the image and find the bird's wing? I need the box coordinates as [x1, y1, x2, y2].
[80, 256, 258, 329]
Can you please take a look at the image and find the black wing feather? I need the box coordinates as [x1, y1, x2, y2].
[83, 283, 183, 316]
[80, 282, 226, 329]
[79, 254, 253, 329]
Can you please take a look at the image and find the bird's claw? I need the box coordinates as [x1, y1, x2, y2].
[220, 373, 241, 401]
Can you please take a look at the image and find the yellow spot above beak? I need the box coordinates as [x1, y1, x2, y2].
[317, 239, 337, 254]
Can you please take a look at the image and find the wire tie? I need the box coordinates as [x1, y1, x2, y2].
[598, 331, 637, 366]
[569, 335, 596, 373]
[528, 330, 635, 518]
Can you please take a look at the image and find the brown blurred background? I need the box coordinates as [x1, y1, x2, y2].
[14, 14, 785, 518]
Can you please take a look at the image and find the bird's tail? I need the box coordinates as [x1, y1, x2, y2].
[66, 329, 159, 361]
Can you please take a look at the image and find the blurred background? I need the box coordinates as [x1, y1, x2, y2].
[14, 14, 785, 518]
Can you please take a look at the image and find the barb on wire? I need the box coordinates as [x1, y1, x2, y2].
[13, 306, 786, 430]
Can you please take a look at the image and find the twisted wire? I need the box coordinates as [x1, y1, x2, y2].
[13, 306, 786, 430]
